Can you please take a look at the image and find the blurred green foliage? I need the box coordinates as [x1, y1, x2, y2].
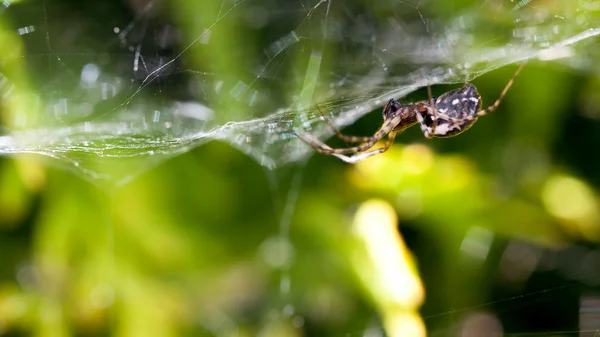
[2, 0, 600, 336]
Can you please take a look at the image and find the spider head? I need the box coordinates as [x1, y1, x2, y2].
[382, 99, 401, 120]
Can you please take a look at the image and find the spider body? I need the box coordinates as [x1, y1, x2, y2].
[293, 63, 525, 163]
[381, 99, 420, 132]
[383, 83, 482, 138]
[424, 83, 482, 138]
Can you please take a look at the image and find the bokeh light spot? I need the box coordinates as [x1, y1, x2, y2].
[80, 63, 100, 85]
[384, 311, 426, 337]
[90, 284, 114, 309]
[0, 295, 27, 321]
[259, 236, 295, 268]
[542, 175, 596, 221]
[353, 199, 424, 308]
[460, 226, 494, 261]
[401, 144, 434, 175]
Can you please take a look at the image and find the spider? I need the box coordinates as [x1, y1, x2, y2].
[293, 63, 526, 164]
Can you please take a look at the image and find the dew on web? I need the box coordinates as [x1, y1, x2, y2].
[0, 0, 598, 184]
[2, 0, 600, 336]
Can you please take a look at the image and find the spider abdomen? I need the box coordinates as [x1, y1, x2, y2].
[428, 84, 482, 138]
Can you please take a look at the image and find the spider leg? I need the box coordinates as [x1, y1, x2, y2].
[427, 85, 439, 135]
[415, 109, 435, 139]
[293, 115, 401, 155]
[316, 106, 373, 143]
[333, 131, 397, 163]
[474, 62, 525, 118]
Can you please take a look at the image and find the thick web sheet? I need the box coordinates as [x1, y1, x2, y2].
[1, 0, 600, 183]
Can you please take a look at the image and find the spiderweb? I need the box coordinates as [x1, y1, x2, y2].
[2, 1, 600, 336]
[0, 0, 599, 184]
